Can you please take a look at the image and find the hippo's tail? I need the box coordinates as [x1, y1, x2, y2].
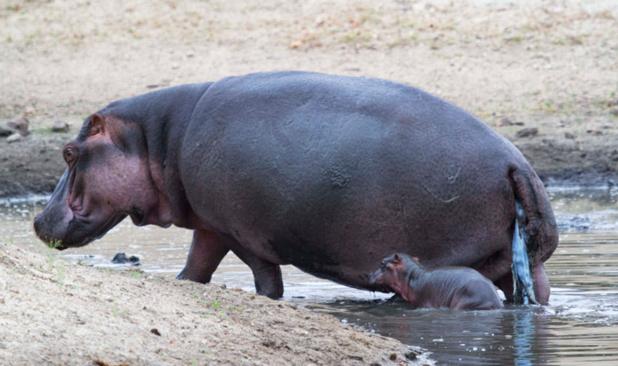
[509, 167, 559, 304]
[510, 168, 559, 264]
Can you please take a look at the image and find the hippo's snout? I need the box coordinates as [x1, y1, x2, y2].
[368, 269, 382, 285]
[33, 170, 75, 250]
[33, 212, 69, 250]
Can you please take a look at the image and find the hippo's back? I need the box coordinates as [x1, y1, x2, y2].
[181, 71, 528, 288]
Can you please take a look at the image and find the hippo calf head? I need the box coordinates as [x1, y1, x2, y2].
[34, 114, 161, 249]
[369, 253, 421, 295]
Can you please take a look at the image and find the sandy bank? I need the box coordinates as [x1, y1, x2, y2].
[0, 243, 431, 365]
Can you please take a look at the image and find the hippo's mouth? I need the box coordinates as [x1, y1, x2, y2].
[52, 212, 127, 250]
[129, 207, 146, 226]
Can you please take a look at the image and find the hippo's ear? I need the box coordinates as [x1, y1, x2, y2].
[392, 253, 402, 264]
[412, 256, 420, 263]
[88, 113, 106, 136]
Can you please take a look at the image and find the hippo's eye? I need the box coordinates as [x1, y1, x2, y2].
[63, 146, 78, 165]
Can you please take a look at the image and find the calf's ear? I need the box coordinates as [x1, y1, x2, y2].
[393, 253, 401, 263]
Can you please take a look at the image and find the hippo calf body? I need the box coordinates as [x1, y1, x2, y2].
[34, 71, 558, 302]
[370, 253, 503, 310]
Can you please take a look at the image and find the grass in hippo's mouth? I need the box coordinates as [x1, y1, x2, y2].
[47, 239, 63, 249]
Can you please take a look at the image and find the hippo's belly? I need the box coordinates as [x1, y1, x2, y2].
[180, 72, 521, 289]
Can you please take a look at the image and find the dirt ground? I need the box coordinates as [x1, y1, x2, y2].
[0, 242, 431, 365]
[1, 0, 618, 196]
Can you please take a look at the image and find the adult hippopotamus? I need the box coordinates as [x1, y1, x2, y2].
[34, 71, 558, 303]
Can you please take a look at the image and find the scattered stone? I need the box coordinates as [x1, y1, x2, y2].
[610, 108, 618, 117]
[6, 133, 22, 143]
[515, 127, 538, 138]
[6, 116, 29, 136]
[405, 349, 420, 361]
[262, 340, 277, 348]
[289, 40, 302, 49]
[51, 120, 70, 133]
[0, 125, 13, 137]
[111, 252, 140, 265]
[564, 132, 576, 139]
[498, 117, 524, 127]
[150, 328, 161, 336]
[586, 129, 602, 136]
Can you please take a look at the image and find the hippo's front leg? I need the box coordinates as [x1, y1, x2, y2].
[177, 229, 230, 283]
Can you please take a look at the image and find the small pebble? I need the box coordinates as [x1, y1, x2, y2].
[6, 133, 22, 143]
[515, 127, 538, 138]
[51, 120, 70, 133]
[111, 252, 140, 265]
[0, 125, 13, 137]
[6, 116, 29, 136]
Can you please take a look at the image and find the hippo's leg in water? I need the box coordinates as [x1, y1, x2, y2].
[177, 230, 230, 284]
[230, 245, 284, 299]
[512, 200, 538, 305]
[532, 261, 551, 305]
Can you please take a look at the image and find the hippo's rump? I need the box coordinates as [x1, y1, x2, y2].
[180, 71, 526, 288]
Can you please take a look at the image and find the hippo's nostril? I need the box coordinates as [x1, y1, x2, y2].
[33, 216, 42, 236]
[33, 215, 54, 244]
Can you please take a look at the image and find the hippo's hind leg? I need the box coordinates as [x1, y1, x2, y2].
[495, 257, 552, 306]
[177, 229, 230, 283]
[532, 262, 550, 305]
[231, 245, 284, 299]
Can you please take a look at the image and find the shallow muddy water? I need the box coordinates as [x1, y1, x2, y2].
[1, 186, 617, 365]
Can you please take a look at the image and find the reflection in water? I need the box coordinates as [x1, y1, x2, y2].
[513, 310, 534, 366]
[1, 187, 618, 365]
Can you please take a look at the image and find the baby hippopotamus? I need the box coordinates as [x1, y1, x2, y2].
[370, 253, 503, 310]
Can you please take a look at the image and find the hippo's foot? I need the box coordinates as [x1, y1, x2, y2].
[230, 246, 284, 299]
[512, 200, 538, 305]
[252, 262, 284, 299]
[177, 229, 230, 284]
